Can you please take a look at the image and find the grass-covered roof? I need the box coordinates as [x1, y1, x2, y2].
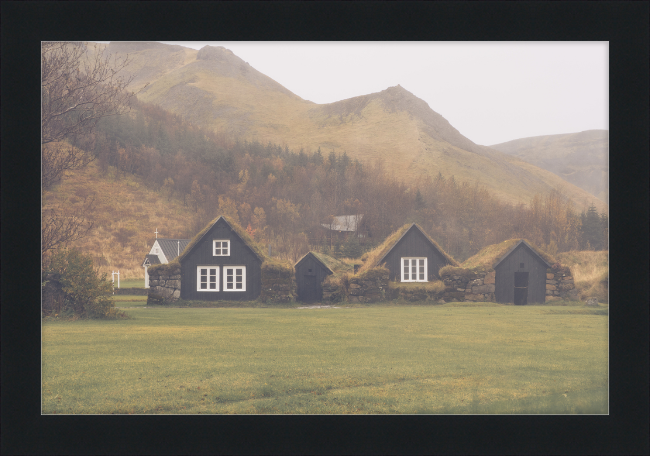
[461, 239, 557, 271]
[177, 215, 270, 264]
[357, 223, 459, 275]
[311, 251, 354, 275]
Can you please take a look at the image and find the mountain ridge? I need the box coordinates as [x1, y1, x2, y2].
[97, 42, 607, 213]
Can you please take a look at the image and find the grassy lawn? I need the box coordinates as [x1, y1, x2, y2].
[117, 279, 146, 289]
[112, 295, 148, 308]
[41, 304, 608, 414]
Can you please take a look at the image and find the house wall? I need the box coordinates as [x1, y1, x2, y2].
[180, 219, 262, 301]
[295, 254, 331, 302]
[382, 229, 450, 281]
[494, 244, 548, 304]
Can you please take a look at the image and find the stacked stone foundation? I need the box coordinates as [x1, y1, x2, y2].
[345, 268, 389, 303]
[544, 265, 578, 302]
[146, 264, 181, 304]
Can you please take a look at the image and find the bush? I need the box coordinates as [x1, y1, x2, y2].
[44, 249, 120, 319]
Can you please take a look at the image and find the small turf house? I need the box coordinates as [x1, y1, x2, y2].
[142, 237, 190, 288]
[294, 252, 353, 302]
[492, 239, 552, 305]
[361, 223, 459, 282]
[294, 252, 333, 302]
[177, 216, 264, 301]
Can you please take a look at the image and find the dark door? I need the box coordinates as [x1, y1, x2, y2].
[514, 272, 529, 305]
[302, 275, 318, 302]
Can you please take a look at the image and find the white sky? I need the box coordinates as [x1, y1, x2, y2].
[128, 42, 608, 146]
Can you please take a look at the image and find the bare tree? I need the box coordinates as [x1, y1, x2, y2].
[41, 42, 141, 256]
[41, 41, 139, 189]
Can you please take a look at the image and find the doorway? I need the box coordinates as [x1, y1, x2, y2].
[302, 274, 318, 302]
[514, 272, 529, 305]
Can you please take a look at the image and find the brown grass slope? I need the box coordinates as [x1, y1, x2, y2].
[42, 161, 196, 279]
[491, 130, 609, 205]
[96, 42, 608, 213]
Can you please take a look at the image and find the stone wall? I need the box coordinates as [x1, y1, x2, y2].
[346, 268, 389, 303]
[260, 263, 296, 303]
[544, 266, 578, 302]
[442, 270, 495, 302]
[146, 264, 181, 304]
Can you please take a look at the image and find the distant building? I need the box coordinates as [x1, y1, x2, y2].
[142, 236, 190, 288]
[319, 214, 368, 243]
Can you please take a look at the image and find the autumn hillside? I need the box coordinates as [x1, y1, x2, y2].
[94, 42, 607, 214]
[43, 160, 195, 279]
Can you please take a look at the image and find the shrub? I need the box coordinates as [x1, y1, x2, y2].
[44, 249, 120, 319]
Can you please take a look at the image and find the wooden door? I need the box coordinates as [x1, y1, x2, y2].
[302, 274, 318, 302]
[514, 272, 529, 305]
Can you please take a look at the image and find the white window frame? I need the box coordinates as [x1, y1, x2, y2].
[223, 266, 246, 292]
[213, 240, 230, 256]
[401, 257, 428, 282]
[197, 266, 220, 292]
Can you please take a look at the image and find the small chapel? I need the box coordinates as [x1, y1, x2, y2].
[141, 228, 190, 288]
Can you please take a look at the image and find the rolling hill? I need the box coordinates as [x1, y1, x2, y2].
[490, 130, 609, 204]
[98, 42, 607, 213]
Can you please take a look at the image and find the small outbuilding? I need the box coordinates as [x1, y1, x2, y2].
[492, 239, 552, 305]
[359, 223, 459, 282]
[294, 252, 333, 302]
[178, 216, 264, 301]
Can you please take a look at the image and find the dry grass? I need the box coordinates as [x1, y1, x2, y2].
[462, 239, 557, 272]
[43, 161, 195, 279]
[556, 251, 608, 303]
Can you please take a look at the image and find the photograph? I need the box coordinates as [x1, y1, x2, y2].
[40, 41, 609, 416]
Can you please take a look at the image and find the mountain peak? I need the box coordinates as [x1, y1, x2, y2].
[197, 45, 237, 61]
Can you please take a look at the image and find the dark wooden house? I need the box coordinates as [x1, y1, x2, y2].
[365, 223, 458, 282]
[493, 239, 552, 305]
[178, 216, 263, 301]
[294, 252, 334, 302]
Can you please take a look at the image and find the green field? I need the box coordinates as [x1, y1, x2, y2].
[41, 304, 608, 414]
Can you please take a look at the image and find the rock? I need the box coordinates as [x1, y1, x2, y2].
[546, 273, 555, 279]
[562, 276, 574, 281]
[437, 299, 446, 304]
[585, 297, 599, 307]
[149, 280, 159, 287]
[172, 289, 180, 299]
[349, 283, 361, 289]
[546, 280, 557, 284]
[484, 272, 496, 284]
[166, 280, 181, 288]
[545, 296, 561, 302]
[546, 284, 556, 291]
[457, 288, 466, 292]
[559, 282, 574, 291]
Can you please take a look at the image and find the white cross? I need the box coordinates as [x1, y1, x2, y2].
[155, 228, 159, 239]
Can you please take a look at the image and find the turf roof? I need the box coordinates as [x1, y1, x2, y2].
[461, 239, 557, 271]
[311, 251, 354, 275]
[177, 215, 270, 264]
[357, 223, 459, 275]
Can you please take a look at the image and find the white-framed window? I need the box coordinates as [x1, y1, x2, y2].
[197, 266, 219, 291]
[213, 240, 230, 256]
[402, 258, 427, 282]
[224, 266, 246, 291]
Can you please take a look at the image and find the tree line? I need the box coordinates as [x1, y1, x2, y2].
[92, 97, 608, 262]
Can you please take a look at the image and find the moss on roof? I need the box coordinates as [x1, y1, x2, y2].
[461, 239, 557, 272]
[311, 252, 354, 275]
[356, 223, 459, 275]
[177, 215, 269, 264]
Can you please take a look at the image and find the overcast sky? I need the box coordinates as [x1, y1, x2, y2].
[150, 42, 608, 146]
